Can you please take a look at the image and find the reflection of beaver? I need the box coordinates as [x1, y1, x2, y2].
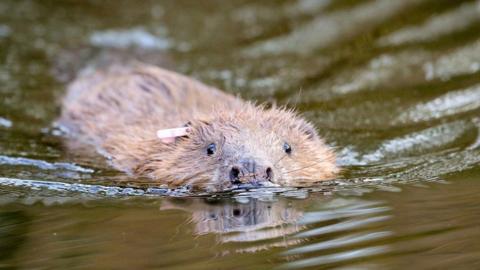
[161, 198, 304, 248]
[59, 64, 338, 191]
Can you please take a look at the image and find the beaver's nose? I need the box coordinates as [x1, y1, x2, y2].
[240, 158, 256, 174]
[229, 158, 274, 184]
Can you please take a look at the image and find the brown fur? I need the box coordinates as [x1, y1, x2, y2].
[59, 64, 338, 191]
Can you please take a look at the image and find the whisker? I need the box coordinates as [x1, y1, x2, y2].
[273, 153, 287, 168]
[182, 164, 228, 182]
[283, 158, 328, 175]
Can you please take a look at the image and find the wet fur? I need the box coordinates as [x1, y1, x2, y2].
[59, 64, 338, 191]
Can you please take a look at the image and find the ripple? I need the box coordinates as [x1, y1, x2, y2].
[296, 215, 391, 238]
[312, 51, 430, 96]
[89, 27, 172, 50]
[0, 24, 10, 38]
[378, 1, 480, 46]
[0, 155, 94, 173]
[279, 245, 389, 269]
[234, 0, 330, 25]
[423, 39, 480, 80]
[398, 84, 480, 123]
[0, 177, 329, 201]
[362, 121, 469, 163]
[289, 0, 331, 16]
[0, 117, 12, 128]
[299, 204, 390, 225]
[245, 0, 425, 55]
[391, 148, 480, 180]
[338, 120, 471, 167]
[284, 231, 392, 255]
[280, 200, 393, 268]
[0, 177, 141, 196]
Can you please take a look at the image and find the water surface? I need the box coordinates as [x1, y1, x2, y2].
[1, 0, 480, 269]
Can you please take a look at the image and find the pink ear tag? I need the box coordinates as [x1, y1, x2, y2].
[156, 127, 189, 144]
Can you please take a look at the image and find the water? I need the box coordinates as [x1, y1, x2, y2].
[1, 0, 480, 269]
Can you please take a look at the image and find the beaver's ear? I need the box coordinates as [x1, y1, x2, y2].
[297, 120, 319, 140]
[187, 118, 215, 135]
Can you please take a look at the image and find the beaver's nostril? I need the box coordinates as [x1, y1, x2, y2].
[266, 167, 273, 181]
[230, 167, 241, 184]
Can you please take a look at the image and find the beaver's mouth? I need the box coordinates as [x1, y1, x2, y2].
[231, 180, 280, 190]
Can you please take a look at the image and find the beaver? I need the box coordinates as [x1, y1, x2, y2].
[59, 64, 338, 191]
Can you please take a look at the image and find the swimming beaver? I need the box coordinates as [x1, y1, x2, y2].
[59, 64, 338, 191]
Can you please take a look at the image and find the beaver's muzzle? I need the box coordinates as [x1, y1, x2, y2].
[229, 157, 274, 185]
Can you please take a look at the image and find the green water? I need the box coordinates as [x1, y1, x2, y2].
[1, 0, 480, 269]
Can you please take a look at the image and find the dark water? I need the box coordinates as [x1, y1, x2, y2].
[1, 0, 480, 269]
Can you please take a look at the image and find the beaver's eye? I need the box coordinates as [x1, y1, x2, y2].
[207, 143, 216, 156]
[283, 142, 292, 154]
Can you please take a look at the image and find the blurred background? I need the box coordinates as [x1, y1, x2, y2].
[0, 0, 479, 269]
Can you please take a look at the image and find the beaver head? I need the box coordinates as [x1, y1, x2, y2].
[133, 103, 338, 192]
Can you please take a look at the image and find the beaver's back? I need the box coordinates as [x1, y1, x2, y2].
[59, 64, 241, 145]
